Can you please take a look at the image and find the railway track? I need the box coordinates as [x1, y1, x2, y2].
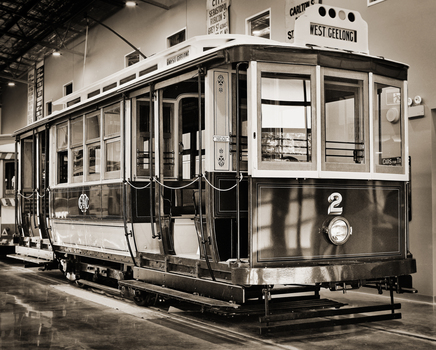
[2, 258, 435, 349]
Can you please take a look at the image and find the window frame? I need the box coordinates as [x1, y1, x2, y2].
[133, 94, 152, 179]
[85, 110, 102, 182]
[252, 62, 317, 177]
[320, 68, 369, 174]
[167, 28, 186, 48]
[56, 122, 69, 184]
[246, 9, 271, 39]
[4, 160, 15, 197]
[103, 103, 122, 180]
[372, 74, 406, 176]
[70, 116, 84, 183]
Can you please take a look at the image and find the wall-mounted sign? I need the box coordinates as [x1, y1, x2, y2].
[207, 0, 230, 35]
[27, 69, 35, 125]
[286, 0, 322, 42]
[35, 65, 44, 121]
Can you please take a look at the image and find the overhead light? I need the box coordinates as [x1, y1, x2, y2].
[126, 1, 136, 7]
[8, 82, 15, 86]
[53, 50, 62, 56]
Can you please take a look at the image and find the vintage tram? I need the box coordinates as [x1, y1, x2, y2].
[11, 5, 416, 331]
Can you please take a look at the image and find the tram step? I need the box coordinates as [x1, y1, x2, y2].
[6, 253, 52, 266]
[119, 279, 240, 309]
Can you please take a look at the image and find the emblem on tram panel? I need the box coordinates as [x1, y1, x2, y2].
[78, 194, 89, 213]
[217, 74, 224, 93]
[218, 148, 225, 167]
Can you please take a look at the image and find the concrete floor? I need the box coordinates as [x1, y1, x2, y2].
[0, 257, 435, 349]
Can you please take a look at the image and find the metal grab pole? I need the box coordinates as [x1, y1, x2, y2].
[197, 66, 215, 281]
[149, 85, 158, 239]
[235, 62, 246, 262]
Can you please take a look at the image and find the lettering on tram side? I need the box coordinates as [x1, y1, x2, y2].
[310, 23, 357, 42]
[382, 157, 402, 166]
[207, 0, 230, 35]
[166, 50, 190, 66]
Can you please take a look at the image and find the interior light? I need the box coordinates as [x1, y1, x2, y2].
[8, 82, 15, 86]
[126, 1, 136, 7]
[324, 217, 352, 245]
[53, 50, 62, 56]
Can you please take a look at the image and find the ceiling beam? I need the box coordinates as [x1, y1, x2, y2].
[0, 74, 29, 85]
[0, 29, 84, 57]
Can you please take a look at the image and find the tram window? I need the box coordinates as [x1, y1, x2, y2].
[86, 112, 101, 180]
[103, 104, 121, 176]
[104, 104, 120, 137]
[4, 161, 14, 196]
[323, 75, 365, 166]
[106, 141, 120, 172]
[86, 113, 100, 141]
[136, 99, 151, 176]
[375, 83, 403, 168]
[57, 151, 68, 184]
[22, 140, 33, 190]
[56, 123, 68, 184]
[180, 97, 205, 179]
[232, 72, 248, 171]
[162, 102, 175, 177]
[71, 117, 83, 181]
[261, 73, 312, 163]
[160, 78, 204, 180]
[88, 145, 101, 175]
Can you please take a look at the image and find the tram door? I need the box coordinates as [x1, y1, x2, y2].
[19, 131, 48, 240]
[157, 76, 208, 258]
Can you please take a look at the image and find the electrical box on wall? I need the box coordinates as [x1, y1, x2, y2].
[409, 105, 424, 119]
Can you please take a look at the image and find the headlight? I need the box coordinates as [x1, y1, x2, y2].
[325, 217, 352, 245]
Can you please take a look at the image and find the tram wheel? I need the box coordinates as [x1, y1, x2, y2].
[133, 291, 154, 306]
[75, 280, 87, 289]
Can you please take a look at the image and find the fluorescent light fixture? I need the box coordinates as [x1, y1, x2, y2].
[53, 50, 61, 56]
[8, 82, 15, 86]
[126, 1, 136, 7]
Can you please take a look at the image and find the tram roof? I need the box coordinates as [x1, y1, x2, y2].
[13, 34, 408, 138]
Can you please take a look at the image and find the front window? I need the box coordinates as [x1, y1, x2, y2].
[322, 70, 368, 172]
[261, 73, 312, 163]
[374, 76, 404, 174]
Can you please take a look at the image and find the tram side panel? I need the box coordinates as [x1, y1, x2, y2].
[251, 178, 406, 267]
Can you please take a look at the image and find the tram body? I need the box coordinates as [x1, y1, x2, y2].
[13, 5, 415, 314]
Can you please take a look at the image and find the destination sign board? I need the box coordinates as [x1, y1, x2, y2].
[293, 5, 369, 54]
[310, 23, 357, 43]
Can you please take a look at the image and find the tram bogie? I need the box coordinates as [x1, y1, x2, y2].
[13, 5, 416, 329]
